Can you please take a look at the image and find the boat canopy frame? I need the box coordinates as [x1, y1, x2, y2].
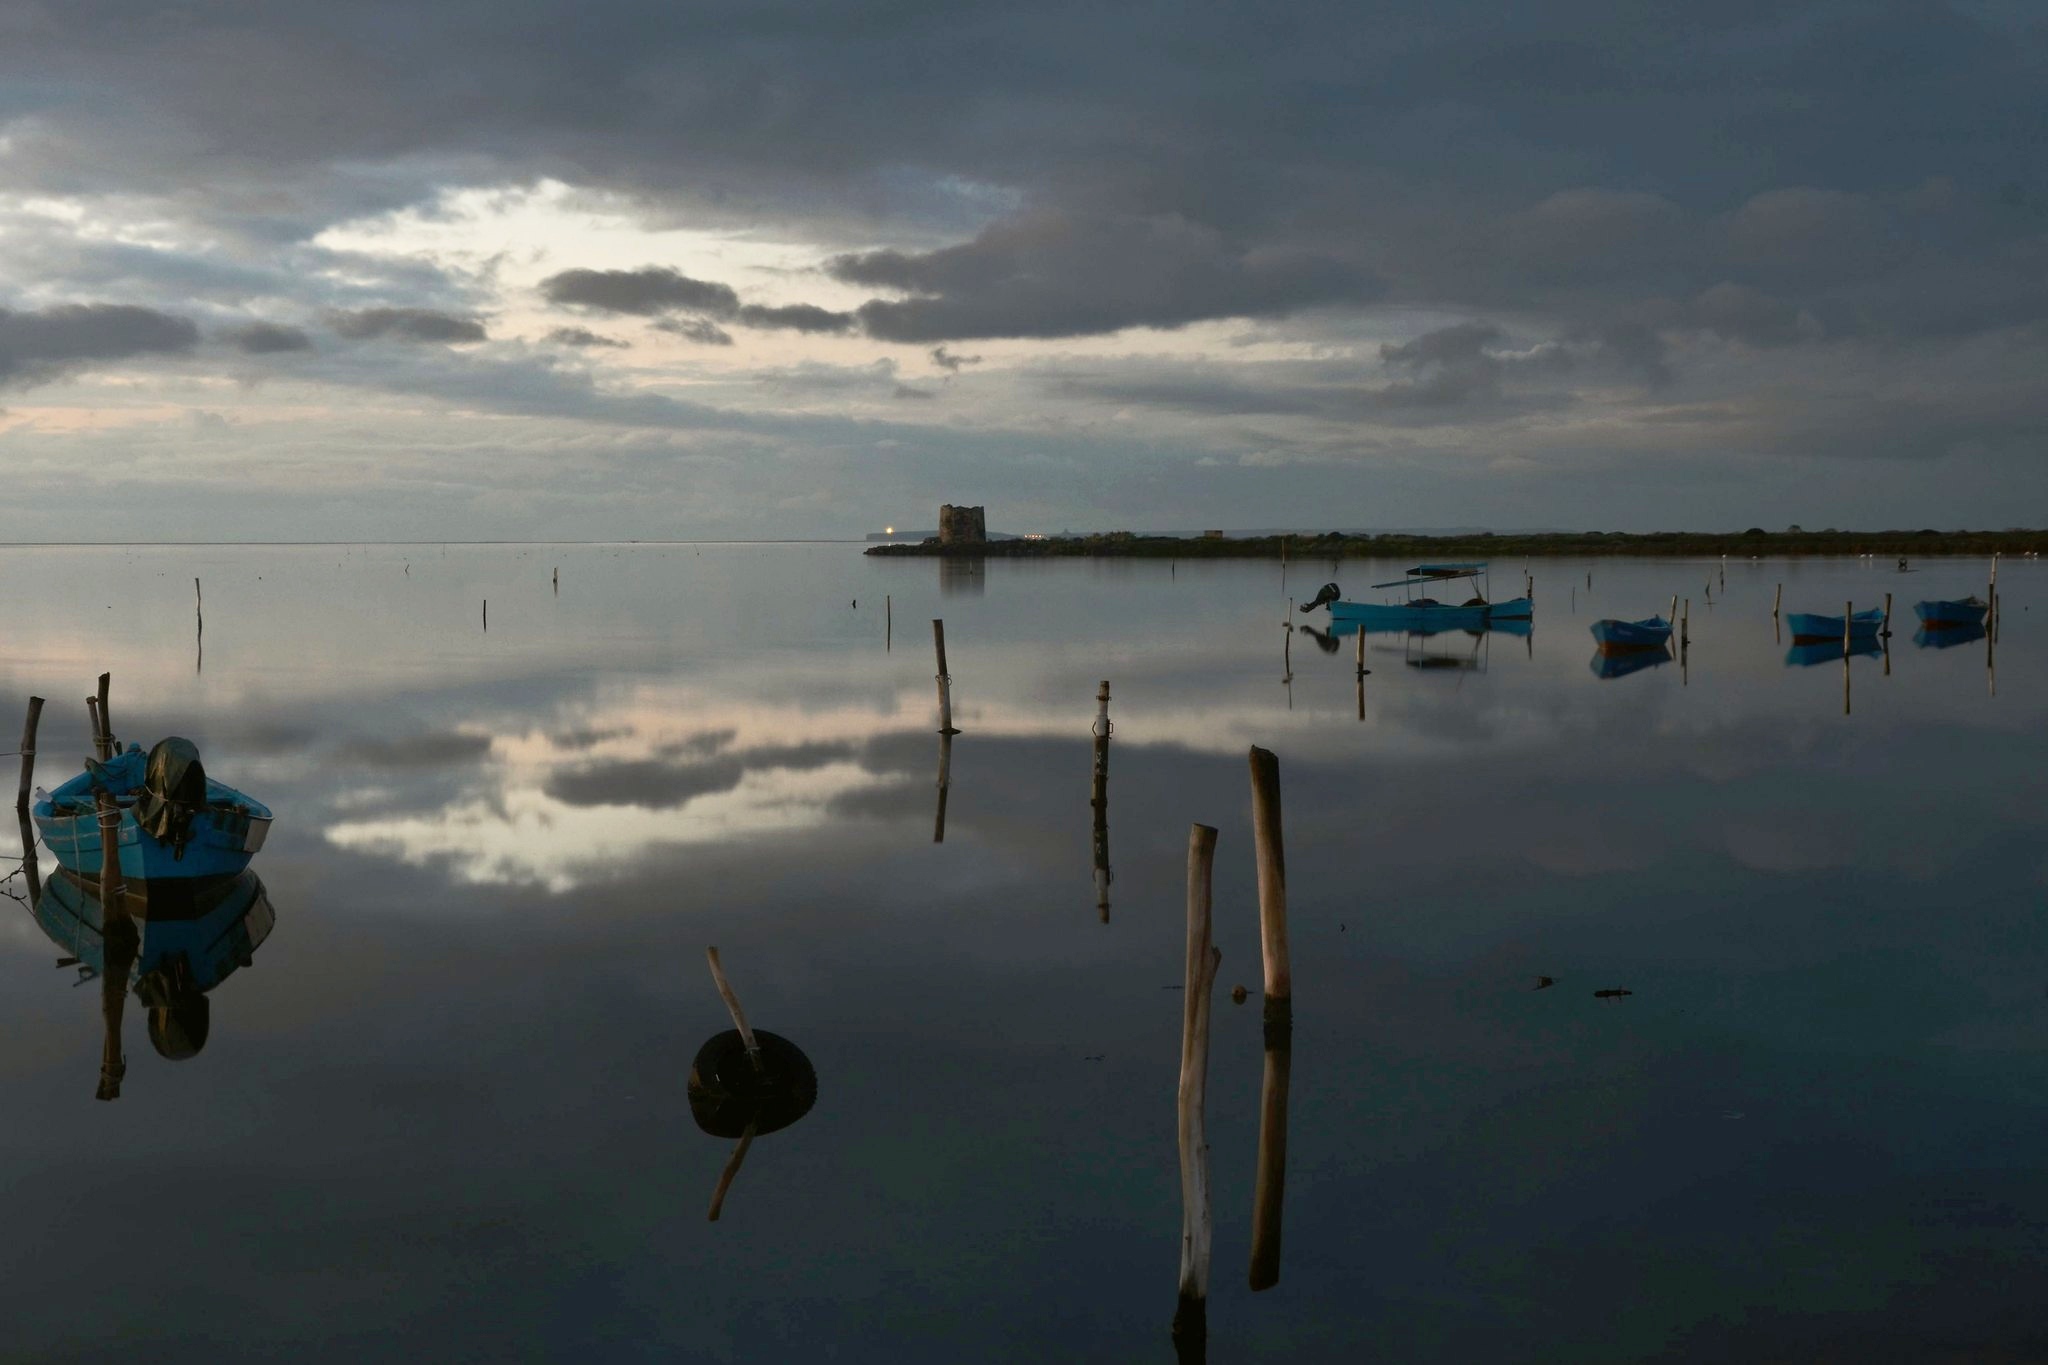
[1368, 562, 1495, 603]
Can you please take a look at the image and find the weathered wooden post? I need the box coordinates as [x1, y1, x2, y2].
[1282, 602, 1293, 682]
[1668, 594, 1678, 629]
[885, 594, 892, 651]
[933, 732, 952, 843]
[15, 696, 43, 813]
[1681, 598, 1690, 648]
[1843, 600, 1852, 656]
[96, 673, 112, 758]
[1772, 583, 1782, 619]
[1173, 824, 1221, 1362]
[1248, 746, 1291, 1032]
[1881, 592, 1893, 638]
[86, 698, 104, 761]
[1354, 625, 1367, 679]
[704, 947, 763, 1073]
[1091, 681, 1112, 924]
[933, 620, 958, 735]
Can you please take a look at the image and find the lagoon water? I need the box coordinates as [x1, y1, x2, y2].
[2, 545, 2042, 1362]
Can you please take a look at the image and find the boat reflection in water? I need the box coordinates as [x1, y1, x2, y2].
[1589, 645, 1675, 680]
[1325, 615, 1532, 673]
[1914, 623, 1987, 650]
[1784, 637, 1884, 667]
[30, 867, 275, 1099]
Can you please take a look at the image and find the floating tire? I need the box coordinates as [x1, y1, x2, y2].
[687, 1029, 818, 1138]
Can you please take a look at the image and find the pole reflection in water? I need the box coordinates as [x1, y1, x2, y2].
[27, 867, 276, 1101]
[1090, 680, 1112, 924]
[1247, 1022, 1291, 1292]
[933, 731, 953, 843]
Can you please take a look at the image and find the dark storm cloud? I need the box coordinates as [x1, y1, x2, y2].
[545, 326, 629, 349]
[540, 267, 740, 318]
[652, 316, 734, 346]
[835, 211, 1377, 340]
[221, 321, 314, 354]
[331, 307, 488, 343]
[0, 303, 198, 386]
[929, 345, 981, 373]
[736, 303, 857, 334]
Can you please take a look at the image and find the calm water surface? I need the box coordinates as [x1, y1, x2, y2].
[2, 545, 2042, 1362]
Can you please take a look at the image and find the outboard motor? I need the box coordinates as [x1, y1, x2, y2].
[1301, 582, 1342, 612]
[134, 737, 208, 860]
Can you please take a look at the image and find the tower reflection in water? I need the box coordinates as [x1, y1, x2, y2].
[28, 866, 275, 1100]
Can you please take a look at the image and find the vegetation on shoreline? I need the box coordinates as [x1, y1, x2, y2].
[866, 528, 2047, 560]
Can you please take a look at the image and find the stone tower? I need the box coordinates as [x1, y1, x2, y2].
[938, 504, 987, 545]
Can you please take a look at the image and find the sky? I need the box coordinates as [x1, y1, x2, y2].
[1, 0, 2044, 541]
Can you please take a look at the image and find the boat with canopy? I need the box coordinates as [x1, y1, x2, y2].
[1306, 564, 1533, 629]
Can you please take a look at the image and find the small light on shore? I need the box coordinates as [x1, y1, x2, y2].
[885, 525, 895, 535]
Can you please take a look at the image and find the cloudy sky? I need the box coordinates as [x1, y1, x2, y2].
[2, 1, 2044, 540]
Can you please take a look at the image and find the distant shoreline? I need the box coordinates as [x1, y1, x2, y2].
[866, 529, 2047, 560]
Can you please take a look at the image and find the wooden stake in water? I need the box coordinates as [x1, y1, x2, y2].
[15, 696, 43, 814]
[933, 732, 952, 844]
[1248, 746, 1291, 1031]
[1283, 602, 1293, 682]
[886, 594, 892, 651]
[96, 673, 112, 759]
[933, 619, 958, 735]
[1092, 681, 1112, 923]
[1882, 592, 1893, 638]
[1354, 626, 1367, 679]
[1173, 824, 1221, 1360]
[704, 947, 764, 1074]
[1772, 583, 1782, 619]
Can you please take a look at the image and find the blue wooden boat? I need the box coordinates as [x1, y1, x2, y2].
[1590, 646, 1672, 680]
[1589, 615, 1672, 651]
[1322, 563, 1533, 628]
[1913, 623, 1986, 649]
[1912, 597, 1988, 627]
[33, 739, 272, 881]
[1785, 607, 1885, 642]
[1784, 637, 1883, 667]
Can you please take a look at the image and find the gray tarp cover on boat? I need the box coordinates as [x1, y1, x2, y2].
[133, 737, 208, 856]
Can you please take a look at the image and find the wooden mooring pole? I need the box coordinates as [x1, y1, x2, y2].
[1772, 582, 1782, 619]
[704, 947, 764, 1073]
[933, 732, 952, 844]
[1248, 746, 1291, 1032]
[1091, 681, 1112, 923]
[933, 619, 958, 735]
[95, 673, 112, 759]
[15, 696, 43, 813]
[1173, 824, 1221, 1362]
